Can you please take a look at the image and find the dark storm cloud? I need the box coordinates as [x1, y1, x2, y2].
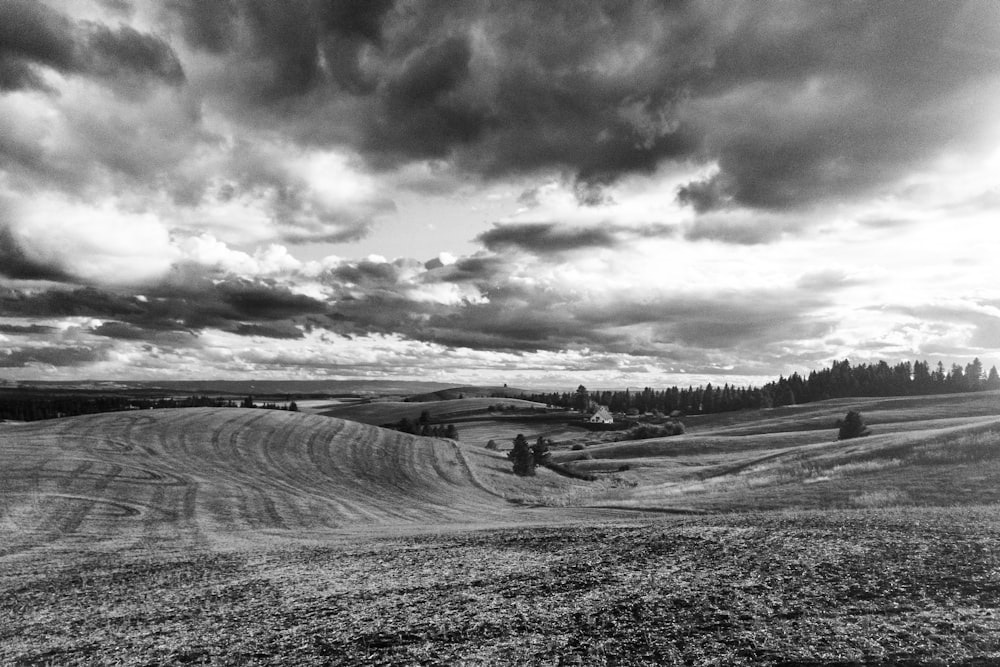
[477, 223, 617, 254]
[0, 323, 55, 334]
[477, 222, 676, 255]
[89, 321, 198, 346]
[673, 3, 1000, 213]
[0, 280, 328, 340]
[232, 322, 305, 339]
[85, 23, 185, 87]
[424, 255, 507, 284]
[165, 0, 394, 98]
[329, 257, 421, 290]
[0, 344, 107, 368]
[0, 0, 184, 91]
[158, 1, 1000, 214]
[0, 286, 144, 318]
[0, 226, 72, 281]
[0, 0, 76, 90]
[215, 282, 328, 320]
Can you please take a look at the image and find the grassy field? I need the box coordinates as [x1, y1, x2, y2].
[3, 392, 1000, 664]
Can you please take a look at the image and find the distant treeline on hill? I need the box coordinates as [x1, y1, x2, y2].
[526, 358, 1000, 415]
[0, 393, 297, 422]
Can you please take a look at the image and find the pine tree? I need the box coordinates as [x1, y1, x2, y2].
[988, 366, 1000, 390]
[508, 434, 536, 476]
[838, 410, 870, 440]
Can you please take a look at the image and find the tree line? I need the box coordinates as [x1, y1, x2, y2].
[524, 358, 1000, 416]
[0, 393, 300, 422]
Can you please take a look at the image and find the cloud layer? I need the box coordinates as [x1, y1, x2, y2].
[1, 1, 999, 384]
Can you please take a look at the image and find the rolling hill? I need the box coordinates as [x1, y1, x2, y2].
[403, 385, 535, 402]
[5, 393, 1000, 665]
[550, 391, 1000, 512]
[317, 397, 547, 425]
[0, 408, 537, 555]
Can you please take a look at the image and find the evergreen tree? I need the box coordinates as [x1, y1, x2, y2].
[508, 434, 536, 476]
[988, 366, 1000, 390]
[966, 357, 984, 391]
[838, 410, 870, 440]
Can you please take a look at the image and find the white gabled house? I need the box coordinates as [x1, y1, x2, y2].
[589, 406, 614, 424]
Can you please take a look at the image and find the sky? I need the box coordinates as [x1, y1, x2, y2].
[1, 0, 1000, 389]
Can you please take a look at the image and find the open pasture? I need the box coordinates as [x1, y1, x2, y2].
[4, 392, 1000, 664]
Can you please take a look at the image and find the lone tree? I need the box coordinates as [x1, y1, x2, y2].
[508, 433, 536, 476]
[838, 410, 871, 440]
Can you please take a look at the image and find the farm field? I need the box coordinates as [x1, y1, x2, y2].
[317, 396, 549, 427]
[2, 392, 1000, 664]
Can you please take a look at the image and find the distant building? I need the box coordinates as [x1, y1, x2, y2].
[589, 406, 614, 424]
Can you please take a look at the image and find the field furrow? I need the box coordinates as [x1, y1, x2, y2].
[0, 408, 517, 553]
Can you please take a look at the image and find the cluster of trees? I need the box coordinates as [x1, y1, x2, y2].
[240, 396, 299, 411]
[524, 358, 1000, 416]
[508, 434, 550, 476]
[385, 417, 459, 439]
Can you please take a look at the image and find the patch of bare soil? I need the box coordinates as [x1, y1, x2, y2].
[4, 508, 1000, 665]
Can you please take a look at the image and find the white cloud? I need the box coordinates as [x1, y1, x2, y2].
[4, 194, 178, 284]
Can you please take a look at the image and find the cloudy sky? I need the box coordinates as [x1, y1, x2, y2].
[1, 0, 999, 388]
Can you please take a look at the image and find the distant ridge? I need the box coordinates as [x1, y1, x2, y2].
[11, 379, 459, 396]
[405, 385, 533, 402]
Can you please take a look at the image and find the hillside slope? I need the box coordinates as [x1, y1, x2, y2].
[0, 408, 522, 554]
[550, 392, 1000, 512]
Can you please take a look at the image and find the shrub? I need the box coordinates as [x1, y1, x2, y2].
[532, 436, 551, 464]
[838, 410, 871, 440]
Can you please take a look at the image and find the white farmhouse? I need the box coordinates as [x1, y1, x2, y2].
[589, 406, 614, 424]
